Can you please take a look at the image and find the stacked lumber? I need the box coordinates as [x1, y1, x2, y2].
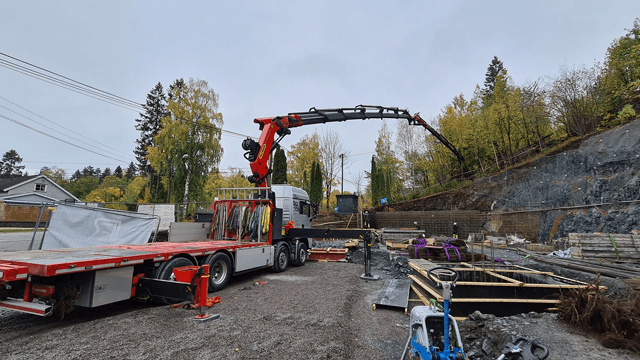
[568, 233, 640, 261]
[386, 239, 411, 250]
[407, 238, 484, 262]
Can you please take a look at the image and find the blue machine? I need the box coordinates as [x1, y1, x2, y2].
[402, 266, 465, 360]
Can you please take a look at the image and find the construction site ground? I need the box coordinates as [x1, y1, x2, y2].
[1, 242, 638, 360]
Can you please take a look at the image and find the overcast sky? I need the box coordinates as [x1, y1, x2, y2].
[1, 1, 638, 192]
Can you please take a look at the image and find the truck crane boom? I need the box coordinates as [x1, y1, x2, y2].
[242, 105, 468, 187]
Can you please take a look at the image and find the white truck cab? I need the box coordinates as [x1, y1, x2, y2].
[271, 184, 315, 229]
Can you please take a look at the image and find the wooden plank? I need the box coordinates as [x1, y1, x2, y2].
[408, 261, 443, 284]
[453, 282, 587, 288]
[408, 275, 442, 301]
[410, 283, 432, 306]
[483, 270, 525, 286]
[450, 298, 559, 304]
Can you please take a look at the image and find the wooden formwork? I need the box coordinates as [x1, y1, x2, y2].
[408, 259, 599, 316]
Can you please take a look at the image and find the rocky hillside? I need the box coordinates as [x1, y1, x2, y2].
[378, 119, 640, 242]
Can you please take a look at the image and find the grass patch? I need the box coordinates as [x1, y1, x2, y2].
[0, 229, 43, 233]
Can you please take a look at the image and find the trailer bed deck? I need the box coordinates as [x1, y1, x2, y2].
[0, 240, 268, 281]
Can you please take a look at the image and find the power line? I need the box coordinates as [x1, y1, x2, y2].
[0, 98, 135, 161]
[0, 53, 143, 109]
[0, 113, 130, 163]
[0, 52, 259, 141]
[0, 60, 142, 112]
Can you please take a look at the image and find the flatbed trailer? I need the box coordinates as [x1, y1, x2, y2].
[0, 236, 279, 317]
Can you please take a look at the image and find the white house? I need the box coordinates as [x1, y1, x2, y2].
[0, 175, 79, 204]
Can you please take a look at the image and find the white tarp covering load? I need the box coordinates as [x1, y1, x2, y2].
[137, 204, 175, 232]
[41, 204, 157, 249]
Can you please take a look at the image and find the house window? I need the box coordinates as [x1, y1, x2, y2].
[35, 184, 47, 192]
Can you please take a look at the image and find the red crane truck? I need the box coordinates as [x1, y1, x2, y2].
[0, 105, 464, 317]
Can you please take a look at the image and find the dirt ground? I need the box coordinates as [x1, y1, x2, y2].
[0, 244, 638, 360]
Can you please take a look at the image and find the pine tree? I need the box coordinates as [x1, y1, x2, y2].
[272, 147, 288, 184]
[482, 56, 506, 105]
[309, 161, 323, 204]
[303, 169, 309, 194]
[101, 167, 112, 181]
[81, 166, 95, 177]
[370, 156, 380, 206]
[71, 169, 82, 181]
[126, 162, 137, 180]
[134, 82, 170, 176]
[114, 166, 124, 178]
[0, 150, 25, 177]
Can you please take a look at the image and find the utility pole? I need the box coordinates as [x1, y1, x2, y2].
[340, 154, 344, 194]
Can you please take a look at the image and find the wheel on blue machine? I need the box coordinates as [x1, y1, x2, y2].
[205, 252, 232, 292]
[152, 256, 195, 304]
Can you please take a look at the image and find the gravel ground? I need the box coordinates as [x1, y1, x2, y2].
[1, 244, 637, 359]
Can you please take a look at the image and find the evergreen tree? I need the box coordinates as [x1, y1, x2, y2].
[126, 162, 137, 180]
[482, 56, 506, 105]
[81, 166, 95, 177]
[101, 167, 112, 181]
[370, 156, 380, 206]
[134, 82, 170, 176]
[309, 161, 323, 204]
[0, 150, 25, 177]
[272, 146, 288, 184]
[168, 78, 186, 101]
[114, 166, 124, 178]
[71, 169, 82, 181]
[303, 169, 309, 195]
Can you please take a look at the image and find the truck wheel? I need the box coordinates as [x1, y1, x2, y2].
[273, 243, 289, 272]
[206, 252, 232, 292]
[292, 243, 308, 267]
[152, 257, 195, 304]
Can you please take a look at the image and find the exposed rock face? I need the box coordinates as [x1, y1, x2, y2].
[376, 120, 640, 241]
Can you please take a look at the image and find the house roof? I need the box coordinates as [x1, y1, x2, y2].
[0, 174, 80, 202]
[1, 192, 60, 203]
[0, 175, 39, 191]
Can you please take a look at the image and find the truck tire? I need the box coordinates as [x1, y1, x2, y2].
[152, 256, 195, 304]
[205, 252, 232, 292]
[292, 242, 308, 267]
[273, 243, 289, 272]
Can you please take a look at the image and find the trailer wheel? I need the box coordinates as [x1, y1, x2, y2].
[292, 242, 308, 267]
[273, 243, 289, 272]
[206, 252, 232, 292]
[152, 256, 195, 304]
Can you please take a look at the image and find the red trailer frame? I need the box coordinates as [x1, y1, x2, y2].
[0, 198, 277, 317]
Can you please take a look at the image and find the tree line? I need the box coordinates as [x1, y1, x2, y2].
[365, 19, 640, 206]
